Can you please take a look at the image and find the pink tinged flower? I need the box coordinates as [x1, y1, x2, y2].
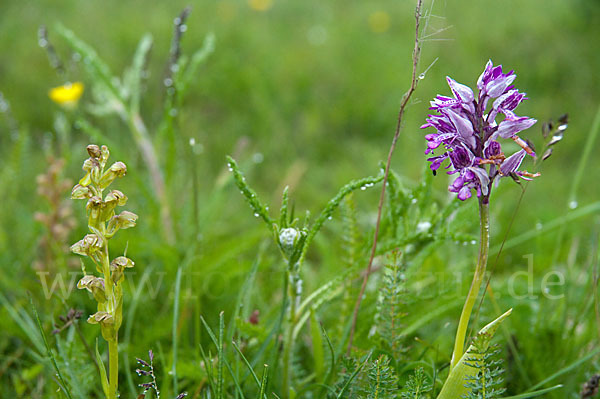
[500, 150, 527, 176]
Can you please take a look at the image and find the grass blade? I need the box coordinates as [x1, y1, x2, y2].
[502, 384, 563, 398]
[30, 298, 74, 399]
[525, 347, 600, 392]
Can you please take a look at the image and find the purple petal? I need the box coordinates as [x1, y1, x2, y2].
[484, 140, 502, 158]
[427, 154, 447, 170]
[457, 186, 472, 200]
[477, 60, 494, 91]
[486, 73, 516, 98]
[500, 150, 526, 176]
[497, 115, 537, 138]
[445, 109, 475, 146]
[468, 166, 490, 195]
[446, 77, 475, 103]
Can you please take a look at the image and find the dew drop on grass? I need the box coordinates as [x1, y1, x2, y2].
[536, 222, 543, 230]
[411, 198, 418, 204]
[569, 200, 578, 209]
[169, 108, 178, 117]
[252, 152, 264, 163]
[470, 240, 477, 245]
[180, 24, 188, 33]
[189, 138, 196, 146]
[164, 78, 173, 87]
[327, 216, 332, 220]
[360, 186, 366, 191]
[254, 213, 260, 217]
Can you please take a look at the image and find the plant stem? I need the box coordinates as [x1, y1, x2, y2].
[346, 0, 423, 354]
[109, 337, 119, 399]
[450, 198, 490, 370]
[282, 266, 300, 398]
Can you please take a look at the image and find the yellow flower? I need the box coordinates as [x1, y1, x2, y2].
[49, 82, 84, 109]
[248, 0, 273, 12]
[368, 11, 391, 34]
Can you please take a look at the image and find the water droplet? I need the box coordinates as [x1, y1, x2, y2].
[179, 24, 188, 33]
[568, 200, 578, 209]
[252, 152, 264, 163]
[360, 186, 366, 191]
[418, 72, 426, 80]
[416, 221, 431, 233]
[327, 216, 333, 220]
[470, 240, 477, 245]
[411, 198, 418, 204]
[169, 108, 178, 117]
[462, 242, 468, 246]
[307, 25, 328, 46]
[170, 64, 180, 73]
[189, 138, 196, 146]
[164, 78, 173, 87]
[38, 38, 48, 47]
[174, 17, 181, 25]
[535, 222, 543, 230]
[72, 52, 82, 62]
[254, 213, 260, 217]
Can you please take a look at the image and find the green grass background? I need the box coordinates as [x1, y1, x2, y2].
[1, 0, 599, 397]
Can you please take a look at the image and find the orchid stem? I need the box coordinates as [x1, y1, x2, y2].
[108, 337, 118, 399]
[450, 197, 490, 370]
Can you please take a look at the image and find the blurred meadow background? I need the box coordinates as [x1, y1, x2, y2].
[1, 0, 599, 397]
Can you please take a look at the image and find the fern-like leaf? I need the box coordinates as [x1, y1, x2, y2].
[367, 355, 398, 399]
[401, 367, 432, 399]
[375, 251, 407, 359]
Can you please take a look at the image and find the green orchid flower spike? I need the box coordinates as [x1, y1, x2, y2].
[70, 144, 138, 399]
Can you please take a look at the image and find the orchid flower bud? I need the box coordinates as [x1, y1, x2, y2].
[77, 275, 107, 303]
[70, 234, 102, 257]
[87, 144, 102, 159]
[98, 162, 127, 189]
[71, 184, 92, 199]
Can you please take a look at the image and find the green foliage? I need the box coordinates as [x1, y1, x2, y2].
[1, 1, 600, 398]
[374, 251, 407, 360]
[463, 338, 506, 399]
[367, 355, 399, 399]
[401, 367, 432, 399]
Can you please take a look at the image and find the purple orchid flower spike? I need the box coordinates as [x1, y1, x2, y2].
[422, 60, 539, 202]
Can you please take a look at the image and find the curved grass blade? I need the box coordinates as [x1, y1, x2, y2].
[30, 297, 74, 399]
